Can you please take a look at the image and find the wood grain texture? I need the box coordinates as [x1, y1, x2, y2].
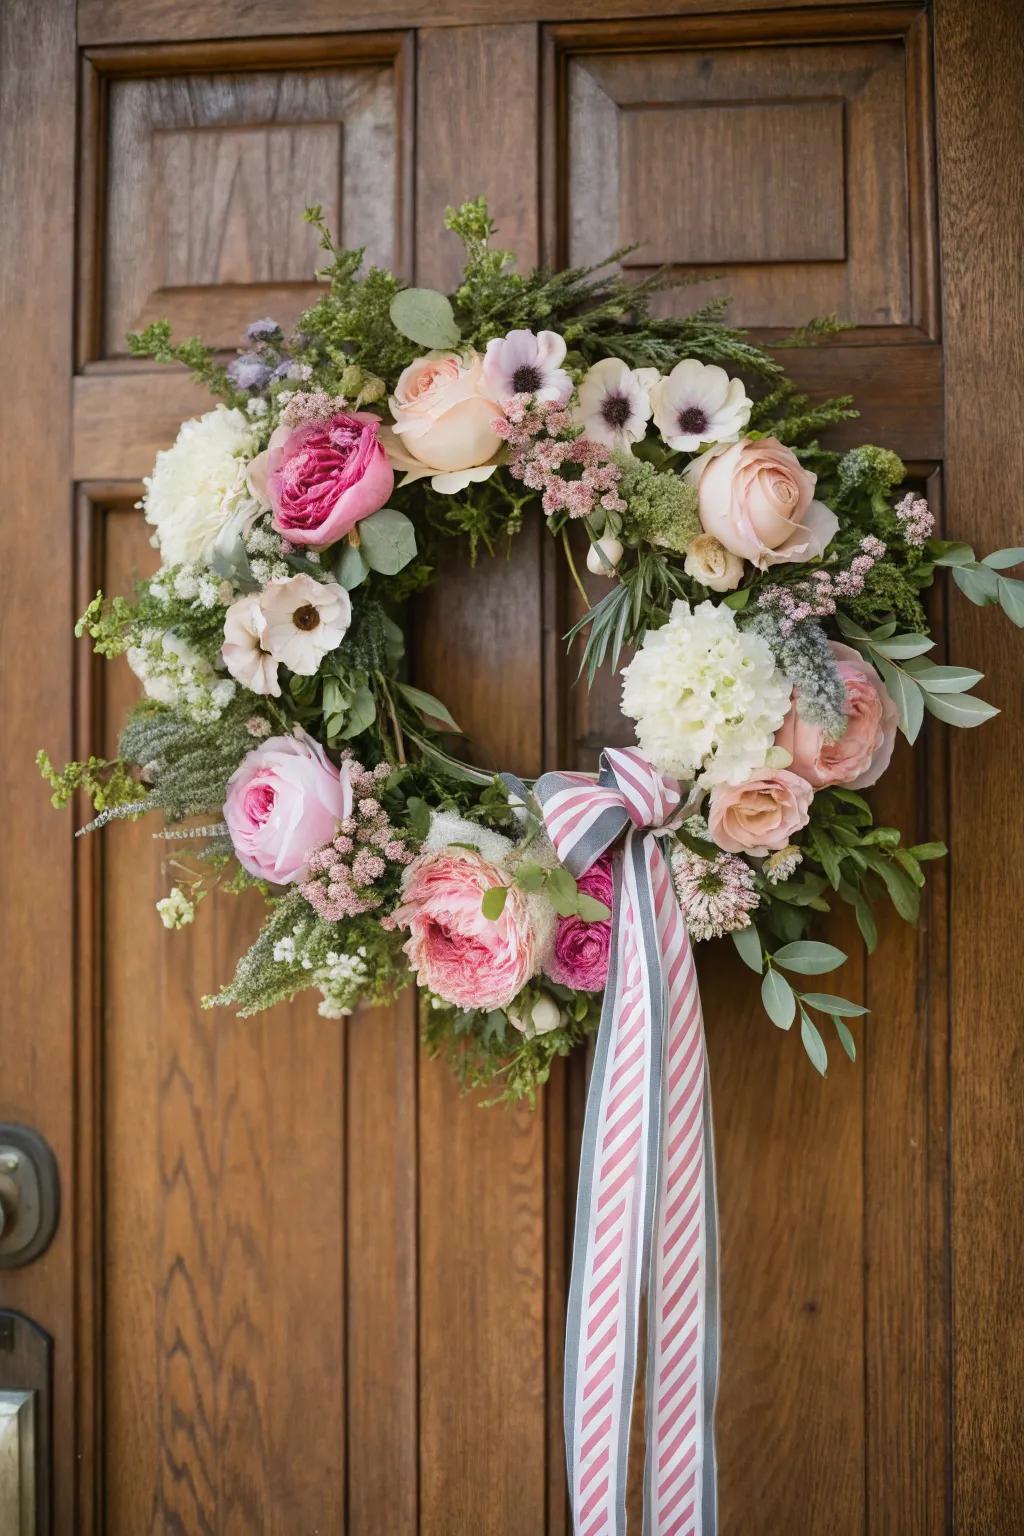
[935, 1, 1024, 1529]
[100, 510, 347, 1534]
[0, 2, 77, 1531]
[413, 26, 555, 1534]
[77, 0, 921, 47]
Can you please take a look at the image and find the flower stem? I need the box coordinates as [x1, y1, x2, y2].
[562, 526, 591, 610]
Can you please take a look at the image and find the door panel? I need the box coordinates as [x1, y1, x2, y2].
[3, 1, 1023, 1532]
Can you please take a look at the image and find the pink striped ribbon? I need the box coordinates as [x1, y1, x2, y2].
[531, 747, 720, 1536]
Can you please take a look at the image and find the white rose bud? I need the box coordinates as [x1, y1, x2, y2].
[586, 536, 624, 576]
[683, 533, 745, 593]
[531, 996, 562, 1035]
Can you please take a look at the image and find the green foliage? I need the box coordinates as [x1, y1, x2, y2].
[776, 313, 854, 348]
[75, 591, 138, 657]
[748, 378, 858, 445]
[118, 698, 257, 820]
[36, 749, 142, 814]
[615, 457, 700, 554]
[126, 320, 246, 407]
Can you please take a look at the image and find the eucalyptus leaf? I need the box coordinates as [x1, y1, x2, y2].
[333, 542, 368, 590]
[338, 684, 376, 740]
[800, 993, 868, 1017]
[481, 885, 508, 921]
[923, 691, 1000, 727]
[982, 547, 1024, 569]
[731, 923, 764, 973]
[875, 657, 925, 743]
[904, 663, 984, 694]
[931, 541, 975, 567]
[871, 633, 934, 660]
[799, 1011, 829, 1076]
[998, 576, 1024, 626]
[397, 683, 461, 733]
[773, 940, 847, 975]
[761, 969, 796, 1030]
[953, 563, 1000, 605]
[833, 1019, 857, 1062]
[358, 507, 417, 575]
[389, 287, 461, 349]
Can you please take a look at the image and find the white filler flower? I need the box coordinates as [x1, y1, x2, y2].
[575, 358, 659, 454]
[143, 405, 257, 566]
[620, 600, 790, 786]
[651, 360, 752, 452]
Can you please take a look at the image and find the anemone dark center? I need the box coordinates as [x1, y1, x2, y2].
[512, 364, 544, 393]
[678, 405, 709, 436]
[292, 604, 321, 631]
[600, 392, 632, 428]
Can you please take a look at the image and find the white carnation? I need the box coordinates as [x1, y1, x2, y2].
[620, 599, 790, 786]
[143, 405, 257, 566]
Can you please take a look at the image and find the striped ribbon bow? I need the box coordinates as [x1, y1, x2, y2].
[533, 747, 720, 1536]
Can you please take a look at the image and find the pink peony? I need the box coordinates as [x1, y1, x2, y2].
[224, 731, 351, 884]
[707, 768, 813, 856]
[546, 855, 613, 992]
[688, 436, 838, 570]
[390, 848, 535, 1011]
[775, 642, 899, 790]
[249, 411, 393, 547]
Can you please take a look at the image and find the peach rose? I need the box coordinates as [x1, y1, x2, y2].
[775, 642, 899, 790]
[384, 349, 503, 491]
[688, 436, 838, 570]
[707, 768, 813, 856]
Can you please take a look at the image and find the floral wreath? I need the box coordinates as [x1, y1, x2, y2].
[43, 199, 1023, 1098]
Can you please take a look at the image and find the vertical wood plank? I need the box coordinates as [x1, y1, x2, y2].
[0, 1, 77, 1529]
[414, 25, 553, 1534]
[935, 1, 1024, 1528]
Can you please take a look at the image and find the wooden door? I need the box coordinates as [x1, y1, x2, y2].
[2, 1, 1022, 1531]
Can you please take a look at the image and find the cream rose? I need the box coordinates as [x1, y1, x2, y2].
[384, 349, 503, 492]
[707, 768, 814, 856]
[688, 436, 838, 570]
[775, 642, 899, 790]
[683, 533, 744, 592]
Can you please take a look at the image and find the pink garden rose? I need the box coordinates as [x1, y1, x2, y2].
[546, 854, 613, 992]
[708, 768, 814, 856]
[249, 411, 393, 548]
[387, 349, 503, 479]
[390, 847, 535, 1011]
[689, 436, 838, 570]
[224, 731, 351, 884]
[775, 642, 899, 790]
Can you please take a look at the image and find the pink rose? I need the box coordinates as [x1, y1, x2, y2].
[387, 350, 503, 479]
[249, 411, 393, 548]
[708, 768, 813, 856]
[775, 642, 899, 790]
[224, 731, 350, 884]
[390, 847, 535, 1011]
[546, 855, 613, 993]
[689, 436, 838, 570]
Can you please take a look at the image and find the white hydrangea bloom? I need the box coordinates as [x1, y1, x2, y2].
[156, 887, 196, 930]
[143, 405, 257, 566]
[620, 600, 790, 786]
[422, 811, 513, 869]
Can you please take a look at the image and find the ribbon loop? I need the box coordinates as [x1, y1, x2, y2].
[533, 747, 719, 1536]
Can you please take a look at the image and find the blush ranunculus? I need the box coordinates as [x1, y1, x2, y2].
[385, 349, 503, 491]
[390, 847, 535, 1011]
[249, 411, 394, 548]
[775, 642, 899, 790]
[707, 768, 814, 856]
[688, 436, 839, 570]
[224, 731, 351, 884]
[545, 854, 613, 992]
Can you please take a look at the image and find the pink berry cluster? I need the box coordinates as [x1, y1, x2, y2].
[495, 395, 626, 518]
[757, 536, 887, 634]
[299, 758, 413, 922]
[894, 492, 935, 547]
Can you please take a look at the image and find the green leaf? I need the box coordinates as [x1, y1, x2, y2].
[332, 542, 368, 590]
[931, 541, 975, 567]
[833, 1018, 857, 1062]
[773, 940, 847, 975]
[875, 657, 925, 743]
[406, 796, 431, 841]
[904, 663, 984, 694]
[953, 563, 1000, 605]
[800, 992, 869, 1017]
[389, 287, 461, 349]
[357, 507, 418, 575]
[577, 893, 612, 923]
[982, 547, 1024, 569]
[998, 576, 1024, 626]
[828, 788, 872, 820]
[547, 866, 579, 918]
[835, 613, 870, 639]
[723, 587, 751, 610]
[867, 854, 920, 923]
[515, 861, 546, 892]
[731, 922, 764, 973]
[809, 827, 842, 889]
[923, 691, 1000, 728]
[871, 633, 934, 660]
[397, 683, 461, 733]
[481, 885, 509, 921]
[907, 841, 947, 861]
[338, 684, 376, 740]
[799, 1011, 829, 1076]
[761, 969, 796, 1030]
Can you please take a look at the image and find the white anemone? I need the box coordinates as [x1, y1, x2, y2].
[222, 594, 280, 696]
[482, 328, 572, 406]
[258, 574, 351, 675]
[651, 361, 752, 453]
[575, 358, 660, 454]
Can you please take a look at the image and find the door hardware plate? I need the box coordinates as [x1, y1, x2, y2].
[0, 1127, 59, 1269]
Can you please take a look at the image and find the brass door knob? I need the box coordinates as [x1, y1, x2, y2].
[0, 1154, 19, 1241]
[0, 1129, 59, 1268]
